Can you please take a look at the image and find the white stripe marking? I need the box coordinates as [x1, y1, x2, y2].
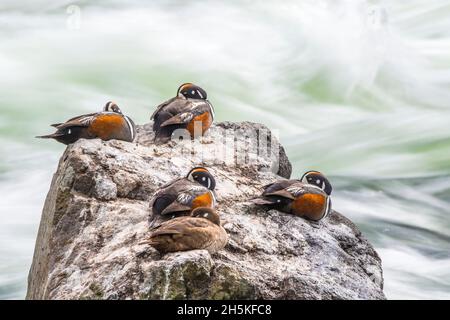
[124, 116, 135, 141]
[324, 197, 332, 219]
[80, 116, 95, 125]
[210, 191, 217, 206]
[207, 101, 215, 120]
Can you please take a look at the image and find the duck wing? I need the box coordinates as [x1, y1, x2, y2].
[149, 180, 209, 227]
[149, 178, 189, 214]
[160, 184, 209, 215]
[54, 113, 99, 130]
[250, 180, 302, 205]
[160, 100, 213, 127]
[51, 112, 99, 129]
[262, 180, 299, 198]
[150, 96, 178, 120]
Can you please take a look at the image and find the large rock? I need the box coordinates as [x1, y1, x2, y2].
[26, 122, 385, 300]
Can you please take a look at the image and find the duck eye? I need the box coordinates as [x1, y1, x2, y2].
[202, 177, 206, 181]
[316, 179, 321, 184]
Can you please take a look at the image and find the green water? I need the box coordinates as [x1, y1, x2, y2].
[0, 0, 449, 299]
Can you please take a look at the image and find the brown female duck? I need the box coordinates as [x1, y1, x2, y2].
[143, 207, 228, 254]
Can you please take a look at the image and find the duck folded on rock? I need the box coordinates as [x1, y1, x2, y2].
[142, 207, 228, 254]
[36, 101, 136, 144]
[150, 83, 215, 143]
[149, 167, 217, 228]
[251, 171, 333, 221]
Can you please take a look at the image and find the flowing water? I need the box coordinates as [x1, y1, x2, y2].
[0, 0, 449, 299]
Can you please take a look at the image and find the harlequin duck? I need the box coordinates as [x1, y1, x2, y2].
[149, 167, 216, 228]
[251, 171, 332, 221]
[142, 207, 228, 254]
[36, 101, 136, 145]
[150, 83, 215, 143]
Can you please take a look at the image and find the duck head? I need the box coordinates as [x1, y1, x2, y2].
[191, 207, 221, 226]
[177, 83, 207, 100]
[187, 167, 216, 191]
[301, 171, 332, 195]
[104, 101, 122, 114]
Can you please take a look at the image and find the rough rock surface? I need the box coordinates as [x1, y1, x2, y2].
[27, 122, 385, 300]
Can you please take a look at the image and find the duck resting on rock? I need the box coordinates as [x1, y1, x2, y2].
[142, 207, 228, 254]
[251, 171, 332, 221]
[36, 101, 136, 145]
[148, 167, 217, 228]
[151, 83, 215, 143]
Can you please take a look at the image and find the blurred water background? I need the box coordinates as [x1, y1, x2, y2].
[0, 0, 449, 299]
